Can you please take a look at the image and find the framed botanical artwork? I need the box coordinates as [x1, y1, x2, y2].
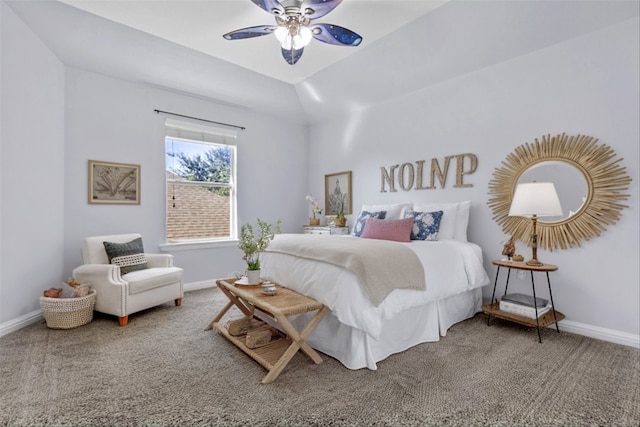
[88, 160, 140, 205]
[325, 171, 352, 215]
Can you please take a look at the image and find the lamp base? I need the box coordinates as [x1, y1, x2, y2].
[525, 258, 544, 267]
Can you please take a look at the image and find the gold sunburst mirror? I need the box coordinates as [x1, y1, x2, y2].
[488, 133, 631, 251]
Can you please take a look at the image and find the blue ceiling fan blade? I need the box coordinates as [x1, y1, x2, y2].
[302, 0, 343, 20]
[281, 47, 304, 65]
[223, 25, 277, 40]
[250, 0, 285, 16]
[310, 23, 362, 46]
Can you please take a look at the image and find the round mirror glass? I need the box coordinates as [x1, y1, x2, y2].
[517, 161, 588, 223]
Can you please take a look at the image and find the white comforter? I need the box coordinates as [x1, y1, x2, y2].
[260, 237, 489, 341]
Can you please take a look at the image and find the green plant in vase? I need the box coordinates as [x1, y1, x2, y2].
[238, 218, 281, 282]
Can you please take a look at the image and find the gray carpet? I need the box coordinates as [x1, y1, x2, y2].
[1, 287, 638, 426]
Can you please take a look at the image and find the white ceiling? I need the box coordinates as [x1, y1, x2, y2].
[58, 0, 447, 84]
[7, 0, 638, 123]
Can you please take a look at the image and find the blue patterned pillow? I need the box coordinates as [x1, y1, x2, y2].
[403, 210, 443, 241]
[352, 210, 387, 237]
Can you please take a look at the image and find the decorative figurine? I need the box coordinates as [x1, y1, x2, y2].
[501, 236, 515, 260]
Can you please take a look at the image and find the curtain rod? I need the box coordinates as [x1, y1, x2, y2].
[154, 109, 246, 130]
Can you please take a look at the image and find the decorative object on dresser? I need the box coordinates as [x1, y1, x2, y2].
[72, 233, 183, 326]
[488, 133, 631, 251]
[334, 210, 347, 227]
[305, 194, 322, 225]
[325, 171, 352, 215]
[238, 218, 281, 284]
[508, 182, 563, 266]
[303, 225, 349, 235]
[483, 259, 564, 343]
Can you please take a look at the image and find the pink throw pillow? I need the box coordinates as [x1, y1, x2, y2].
[360, 217, 413, 242]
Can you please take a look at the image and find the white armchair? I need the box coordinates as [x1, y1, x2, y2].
[72, 233, 183, 326]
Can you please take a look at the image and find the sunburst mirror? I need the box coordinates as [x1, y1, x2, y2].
[488, 133, 631, 251]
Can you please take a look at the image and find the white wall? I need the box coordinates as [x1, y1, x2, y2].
[1, 3, 66, 325]
[1, 2, 309, 330]
[62, 68, 309, 285]
[308, 18, 639, 339]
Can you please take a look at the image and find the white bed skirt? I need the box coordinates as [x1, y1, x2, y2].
[285, 288, 482, 370]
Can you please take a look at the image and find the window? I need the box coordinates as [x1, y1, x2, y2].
[164, 119, 237, 243]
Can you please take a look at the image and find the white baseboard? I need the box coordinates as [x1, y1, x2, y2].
[3, 287, 638, 350]
[0, 309, 43, 338]
[0, 281, 216, 338]
[557, 319, 639, 349]
[184, 279, 216, 292]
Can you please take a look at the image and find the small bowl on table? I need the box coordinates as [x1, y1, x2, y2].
[261, 281, 277, 296]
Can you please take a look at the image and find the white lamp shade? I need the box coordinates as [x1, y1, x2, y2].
[508, 182, 563, 218]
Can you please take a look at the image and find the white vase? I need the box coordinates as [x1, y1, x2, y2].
[246, 269, 261, 285]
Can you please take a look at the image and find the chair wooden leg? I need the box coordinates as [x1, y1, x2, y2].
[118, 316, 129, 326]
[175, 298, 182, 306]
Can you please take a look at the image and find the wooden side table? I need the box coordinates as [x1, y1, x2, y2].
[206, 278, 328, 383]
[482, 260, 565, 343]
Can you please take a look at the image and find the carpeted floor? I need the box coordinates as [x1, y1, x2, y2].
[1, 287, 638, 426]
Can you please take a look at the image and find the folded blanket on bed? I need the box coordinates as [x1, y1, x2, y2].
[265, 234, 426, 306]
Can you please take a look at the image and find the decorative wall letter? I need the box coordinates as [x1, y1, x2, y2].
[398, 163, 414, 191]
[454, 153, 478, 188]
[380, 153, 478, 192]
[380, 165, 398, 193]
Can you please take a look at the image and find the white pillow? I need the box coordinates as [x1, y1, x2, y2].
[411, 201, 471, 241]
[455, 200, 471, 242]
[359, 203, 412, 220]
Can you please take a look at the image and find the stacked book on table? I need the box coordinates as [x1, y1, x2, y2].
[499, 293, 552, 319]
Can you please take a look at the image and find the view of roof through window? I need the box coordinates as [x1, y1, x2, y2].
[165, 137, 234, 241]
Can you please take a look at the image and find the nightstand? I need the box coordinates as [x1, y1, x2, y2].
[302, 225, 350, 235]
[482, 259, 564, 343]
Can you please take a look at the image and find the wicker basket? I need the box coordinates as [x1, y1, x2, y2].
[40, 289, 97, 329]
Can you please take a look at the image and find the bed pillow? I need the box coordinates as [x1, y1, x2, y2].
[103, 237, 148, 275]
[410, 201, 471, 241]
[403, 210, 443, 241]
[455, 200, 471, 242]
[352, 210, 387, 237]
[359, 203, 412, 220]
[412, 202, 459, 240]
[360, 217, 413, 242]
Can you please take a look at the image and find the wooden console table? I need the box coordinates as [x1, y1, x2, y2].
[206, 278, 328, 384]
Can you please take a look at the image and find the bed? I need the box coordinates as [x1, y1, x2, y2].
[260, 201, 490, 370]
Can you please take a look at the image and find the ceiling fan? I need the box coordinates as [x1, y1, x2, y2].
[223, 0, 363, 65]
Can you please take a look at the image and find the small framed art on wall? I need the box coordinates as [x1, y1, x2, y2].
[88, 160, 140, 205]
[325, 171, 352, 215]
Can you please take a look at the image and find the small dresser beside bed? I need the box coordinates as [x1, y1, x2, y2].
[260, 201, 490, 370]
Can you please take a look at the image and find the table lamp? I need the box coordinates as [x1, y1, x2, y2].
[508, 182, 563, 266]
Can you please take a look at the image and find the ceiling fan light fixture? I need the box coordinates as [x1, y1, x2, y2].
[225, 0, 361, 65]
[274, 17, 312, 50]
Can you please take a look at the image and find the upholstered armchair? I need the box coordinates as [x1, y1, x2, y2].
[72, 233, 183, 326]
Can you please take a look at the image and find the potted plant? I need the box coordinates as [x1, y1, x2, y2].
[238, 218, 281, 284]
[306, 194, 322, 225]
[335, 210, 346, 227]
